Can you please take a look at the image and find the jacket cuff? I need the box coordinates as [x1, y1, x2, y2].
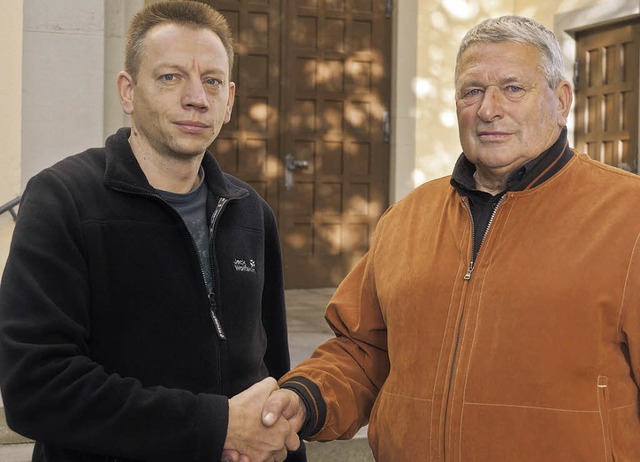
[280, 376, 326, 439]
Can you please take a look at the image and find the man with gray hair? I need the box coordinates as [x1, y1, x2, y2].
[244, 15, 640, 461]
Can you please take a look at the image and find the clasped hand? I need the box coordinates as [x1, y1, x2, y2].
[222, 377, 306, 462]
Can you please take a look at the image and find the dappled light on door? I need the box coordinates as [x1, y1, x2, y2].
[212, 0, 390, 288]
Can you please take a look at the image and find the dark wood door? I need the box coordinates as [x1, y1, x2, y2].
[208, 0, 282, 209]
[207, 0, 391, 288]
[574, 20, 640, 172]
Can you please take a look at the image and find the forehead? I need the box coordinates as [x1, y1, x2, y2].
[456, 41, 543, 85]
[140, 23, 229, 71]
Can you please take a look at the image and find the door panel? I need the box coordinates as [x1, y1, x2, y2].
[208, 0, 282, 210]
[574, 20, 640, 172]
[204, 0, 391, 288]
[280, 0, 390, 288]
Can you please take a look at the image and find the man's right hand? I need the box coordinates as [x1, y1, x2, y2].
[261, 387, 307, 435]
[223, 377, 299, 462]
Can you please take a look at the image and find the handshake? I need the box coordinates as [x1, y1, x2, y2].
[221, 377, 306, 462]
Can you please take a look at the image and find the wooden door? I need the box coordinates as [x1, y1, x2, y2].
[208, 0, 391, 288]
[279, 0, 390, 288]
[208, 0, 282, 210]
[574, 20, 640, 172]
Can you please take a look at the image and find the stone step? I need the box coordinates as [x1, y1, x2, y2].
[1, 403, 34, 462]
[305, 437, 374, 461]
[0, 439, 374, 462]
[0, 442, 34, 462]
[1, 405, 373, 462]
[0, 406, 32, 446]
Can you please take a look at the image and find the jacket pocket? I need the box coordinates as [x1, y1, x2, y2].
[597, 375, 616, 462]
[368, 389, 432, 461]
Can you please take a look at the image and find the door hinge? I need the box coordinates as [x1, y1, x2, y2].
[385, 0, 393, 18]
[383, 111, 390, 143]
[573, 59, 579, 90]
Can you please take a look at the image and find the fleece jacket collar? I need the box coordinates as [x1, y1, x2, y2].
[103, 127, 247, 201]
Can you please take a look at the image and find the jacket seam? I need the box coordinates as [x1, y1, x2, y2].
[616, 231, 640, 341]
[505, 155, 577, 198]
[458, 195, 516, 455]
[429, 199, 471, 462]
[464, 401, 600, 412]
[380, 390, 433, 402]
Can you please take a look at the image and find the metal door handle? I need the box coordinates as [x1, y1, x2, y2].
[285, 154, 310, 171]
[284, 154, 310, 189]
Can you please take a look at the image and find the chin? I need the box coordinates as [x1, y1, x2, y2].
[170, 140, 210, 157]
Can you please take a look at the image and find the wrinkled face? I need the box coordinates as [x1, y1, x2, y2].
[120, 23, 235, 159]
[455, 42, 570, 179]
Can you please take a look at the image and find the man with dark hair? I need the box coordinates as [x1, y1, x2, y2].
[0, 2, 303, 461]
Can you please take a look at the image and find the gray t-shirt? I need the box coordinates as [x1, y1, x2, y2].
[156, 168, 213, 293]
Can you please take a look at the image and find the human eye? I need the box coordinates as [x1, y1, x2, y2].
[503, 85, 525, 100]
[159, 74, 178, 83]
[204, 77, 223, 87]
[460, 88, 483, 101]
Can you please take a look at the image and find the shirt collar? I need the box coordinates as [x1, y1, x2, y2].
[451, 127, 570, 195]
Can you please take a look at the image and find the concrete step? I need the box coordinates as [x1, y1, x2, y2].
[304, 425, 374, 461]
[1, 407, 32, 445]
[0, 439, 374, 462]
[0, 442, 34, 462]
[1, 402, 34, 462]
[1, 405, 373, 462]
[305, 437, 374, 461]
[0, 438, 374, 462]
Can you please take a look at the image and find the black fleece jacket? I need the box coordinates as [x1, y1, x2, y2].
[0, 128, 305, 461]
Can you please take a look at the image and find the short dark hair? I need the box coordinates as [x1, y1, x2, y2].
[125, 0, 234, 81]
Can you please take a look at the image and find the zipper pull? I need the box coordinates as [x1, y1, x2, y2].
[208, 293, 226, 339]
[464, 261, 474, 280]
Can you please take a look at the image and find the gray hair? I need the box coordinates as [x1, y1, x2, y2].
[455, 15, 565, 89]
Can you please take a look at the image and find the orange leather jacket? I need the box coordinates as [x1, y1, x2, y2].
[281, 152, 640, 461]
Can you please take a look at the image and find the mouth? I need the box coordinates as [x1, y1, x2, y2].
[174, 120, 210, 134]
[477, 130, 511, 140]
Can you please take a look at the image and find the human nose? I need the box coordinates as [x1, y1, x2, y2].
[477, 86, 503, 122]
[182, 79, 209, 111]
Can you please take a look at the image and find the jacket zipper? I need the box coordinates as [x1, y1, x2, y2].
[463, 195, 505, 280]
[207, 197, 229, 340]
[110, 187, 230, 340]
[109, 186, 235, 396]
[442, 194, 505, 459]
[152, 192, 229, 340]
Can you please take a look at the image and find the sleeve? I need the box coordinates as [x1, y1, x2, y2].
[619, 231, 640, 386]
[0, 170, 227, 462]
[259, 200, 309, 462]
[260, 201, 291, 380]
[279, 208, 393, 442]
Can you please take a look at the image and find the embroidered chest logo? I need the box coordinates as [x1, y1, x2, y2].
[234, 258, 256, 273]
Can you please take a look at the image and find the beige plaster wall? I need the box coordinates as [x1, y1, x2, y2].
[21, 0, 106, 186]
[0, 0, 23, 277]
[104, 0, 143, 137]
[411, 0, 606, 189]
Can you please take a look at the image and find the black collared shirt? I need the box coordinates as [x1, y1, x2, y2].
[450, 127, 573, 259]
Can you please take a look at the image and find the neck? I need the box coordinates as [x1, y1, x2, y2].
[473, 169, 507, 196]
[128, 136, 203, 194]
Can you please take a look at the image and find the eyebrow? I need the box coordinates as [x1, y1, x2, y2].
[458, 75, 526, 88]
[153, 62, 227, 76]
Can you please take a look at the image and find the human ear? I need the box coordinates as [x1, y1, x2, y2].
[117, 71, 135, 116]
[224, 82, 236, 124]
[555, 80, 573, 126]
